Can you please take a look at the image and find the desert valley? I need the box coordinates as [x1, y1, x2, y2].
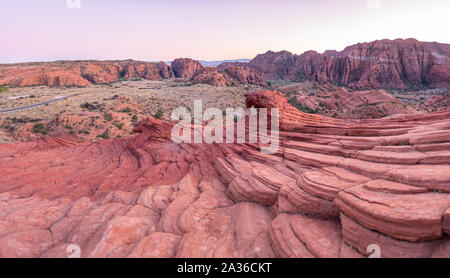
[0, 38, 449, 259]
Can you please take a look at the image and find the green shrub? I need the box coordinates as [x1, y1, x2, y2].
[1, 123, 15, 132]
[32, 123, 50, 135]
[114, 122, 124, 130]
[154, 108, 164, 119]
[104, 113, 113, 121]
[97, 129, 110, 140]
[131, 115, 138, 123]
[0, 86, 9, 93]
[288, 98, 318, 114]
[121, 107, 132, 113]
[32, 123, 45, 133]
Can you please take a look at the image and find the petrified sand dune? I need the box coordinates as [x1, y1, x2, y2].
[0, 90, 449, 258]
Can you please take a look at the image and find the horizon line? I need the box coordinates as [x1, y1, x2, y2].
[2, 37, 449, 65]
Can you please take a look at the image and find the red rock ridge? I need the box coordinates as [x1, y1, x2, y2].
[0, 60, 174, 87]
[172, 58, 266, 87]
[0, 59, 265, 88]
[248, 38, 450, 89]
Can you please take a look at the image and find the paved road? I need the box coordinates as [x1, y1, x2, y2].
[0, 93, 86, 113]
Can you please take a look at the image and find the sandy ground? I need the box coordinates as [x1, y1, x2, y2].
[0, 79, 262, 143]
[0, 80, 260, 119]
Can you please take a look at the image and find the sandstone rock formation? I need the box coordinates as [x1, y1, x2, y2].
[0, 90, 448, 258]
[0, 59, 265, 88]
[191, 67, 228, 87]
[291, 87, 418, 119]
[0, 60, 173, 87]
[171, 58, 266, 87]
[423, 93, 450, 111]
[219, 64, 266, 87]
[249, 50, 296, 80]
[248, 38, 450, 89]
[171, 58, 203, 79]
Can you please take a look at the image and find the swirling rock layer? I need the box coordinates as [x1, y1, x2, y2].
[0, 91, 449, 258]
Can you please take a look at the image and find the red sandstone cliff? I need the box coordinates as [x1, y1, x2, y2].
[172, 58, 266, 87]
[248, 38, 450, 89]
[171, 58, 203, 79]
[0, 58, 265, 88]
[191, 67, 228, 87]
[0, 60, 174, 87]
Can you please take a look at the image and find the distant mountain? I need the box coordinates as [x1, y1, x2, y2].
[162, 59, 250, 67]
[248, 38, 450, 89]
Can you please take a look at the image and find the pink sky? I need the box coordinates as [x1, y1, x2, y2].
[1, 0, 449, 63]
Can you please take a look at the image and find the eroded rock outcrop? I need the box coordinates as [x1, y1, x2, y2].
[0, 90, 449, 258]
[248, 38, 450, 89]
[423, 93, 450, 111]
[171, 58, 204, 79]
[290, 87, 419, 119]
[191, 67, 228, 87]
[0, 59, 265, 88]
[172, 58, 266, 87]
[0, 60, 174, 87]
[219, 64, 266, 87]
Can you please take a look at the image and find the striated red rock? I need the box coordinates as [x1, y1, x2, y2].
[171, 58, 203, 79]
[219, 64, 266, 87]
[286, 50, 327, 82]
[248, 38, 450, 89]
[189, 63, 266, 87]
[0, 90, 449, 258]
[423, 93, 450, 111]
[340, 213, 442, 258]
[128, 232, 181, 258]
[318, 39, 436, 88]
[119, 61, 174, 80]
[335, 184, 450, 241]
[191, 67, 227, 87]
[249, 50, 296, 80]
[0, 58, 263, 88]
[290, 87, 418, 119]
[0, 66, 92, 87]
[0, 230, 53, 258]
[269, 213, 342, 258]
[444, 208, 450, 235]
[0, 60, 173, 87]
